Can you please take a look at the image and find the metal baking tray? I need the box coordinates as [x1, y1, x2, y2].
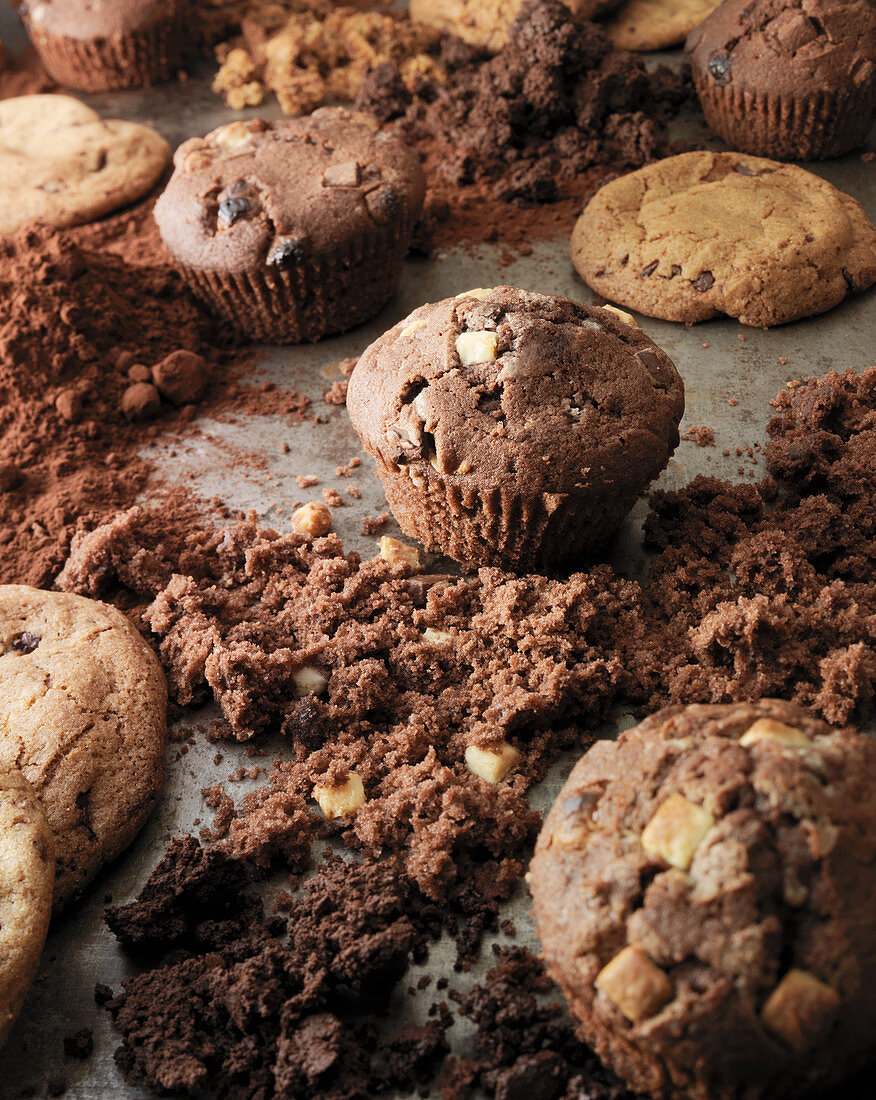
[0, 6, 873, 1097]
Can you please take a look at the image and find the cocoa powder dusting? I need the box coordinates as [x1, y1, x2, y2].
[0, 205, 311, 587]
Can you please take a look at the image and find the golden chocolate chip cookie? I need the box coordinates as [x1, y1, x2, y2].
[0, 586, 167, 909]
[603, 0, 722, 51]
[0, 768, 54, 1048]
[410, 0, 622, 53]
[0, 94, 170, 235]
[571, 151, 876, 327]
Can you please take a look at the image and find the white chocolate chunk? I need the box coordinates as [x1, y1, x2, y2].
[601, 304, 638, 327]
[456, 330, 498, 366]
[379, 536, 421, 569]
[212, 121, 253, 149]
[313, 772, 366, 819]
[740, 718, 810, 748]
[455, 287, 493, 300]
[595, 946, 673, 1023]
[761, 969, 840, 1052]
[641, 793, 714, 871]
[422, 627, 452, 644]
[398, 318, 426, 340]
[292, 665, 329, 697]
[465, 742, 519, 784]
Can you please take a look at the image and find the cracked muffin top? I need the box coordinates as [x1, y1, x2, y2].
[686, 0, 876, 95]
[530, 699, 876, 1100]
[346, 286, 684, 498]
[154, 108, 425, 273]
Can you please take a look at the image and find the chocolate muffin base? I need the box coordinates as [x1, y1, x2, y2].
[376, 459, 638, 572]
[176, 222, 414, 345]
[692, 75, 875, 161]
[26, 20, 186, 92]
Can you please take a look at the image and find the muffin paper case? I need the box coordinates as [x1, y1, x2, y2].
[21, 0, 188, 92]
[153, 111, 426, 345]
[685, 0, 876, 161]
[346, 287, 685, 572]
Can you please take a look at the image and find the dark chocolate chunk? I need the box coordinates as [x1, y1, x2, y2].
[217, 196, 253, 228]
[267, 236, 308, 268]
[11, 631, 40, 654]
[707, 51, 732, 83]
[693, 270, 715, 292]
[640, 260, 659, 277]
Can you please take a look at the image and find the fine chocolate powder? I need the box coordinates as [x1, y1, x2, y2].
[0, 205, 311, 588]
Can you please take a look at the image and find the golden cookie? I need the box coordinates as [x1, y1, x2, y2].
[0, 586, 167, 909]
[0, 94, 170, 235]
[0, 768, 54, 1048]
[409, 0, 622, 53]
[570, 151, 876, 327]
[603, 0, 722, 51]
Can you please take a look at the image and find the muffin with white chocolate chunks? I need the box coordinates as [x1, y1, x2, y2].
[530, 699, 876, 1100]
[346, 286, 684, 571]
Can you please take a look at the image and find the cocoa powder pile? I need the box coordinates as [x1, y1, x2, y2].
[355, 0, 690, 250]
[0, 208, 310, 588]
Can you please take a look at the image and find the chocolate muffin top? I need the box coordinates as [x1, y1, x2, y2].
[19, 0, 183, 38]
[154, 109, 425, 274]
[531, 699, 876, 1100]
[686, 0, 876, 97]
[346, 287, 684, 499]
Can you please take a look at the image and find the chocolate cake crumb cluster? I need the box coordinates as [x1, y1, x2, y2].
[531, 700, 876, 1100]
[347, 287, 684, 570]
[357, 0, 689, 208]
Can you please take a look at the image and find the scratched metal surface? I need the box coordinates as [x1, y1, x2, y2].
[0, 7, 874, 1098]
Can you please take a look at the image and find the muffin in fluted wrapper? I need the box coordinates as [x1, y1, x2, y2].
[346, 287, 684, 572]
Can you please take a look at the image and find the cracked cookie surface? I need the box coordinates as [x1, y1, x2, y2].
[571, 150, 876, 326]
[0, 768, 53, 1048]
[531, 699, 876, 1100]
[0, 586, 167, 909]
[0, 94, 170, 235]
[347, 286, 684, 569]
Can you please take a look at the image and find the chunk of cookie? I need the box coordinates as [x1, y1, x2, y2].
[0, 768, 54, 1047]
[409, 0, 622, 53]
[571, 151, 876, 326]
[0, 587, 167, 909]
[604, 0, 721, 51]
[530, 700, 876, 1100]
[0, 94, 170, 235]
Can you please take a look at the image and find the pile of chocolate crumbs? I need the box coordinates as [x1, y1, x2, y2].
[355, 0, 691, 250]
[57, 365, 876, 1098]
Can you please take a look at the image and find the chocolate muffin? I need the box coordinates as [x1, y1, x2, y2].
[19, 0, 189, 92]
[530, 699, 876, 1100]
[346, 287, 684, 571]
[686, 0, 876, 161]
[154, 110, 426, 344]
